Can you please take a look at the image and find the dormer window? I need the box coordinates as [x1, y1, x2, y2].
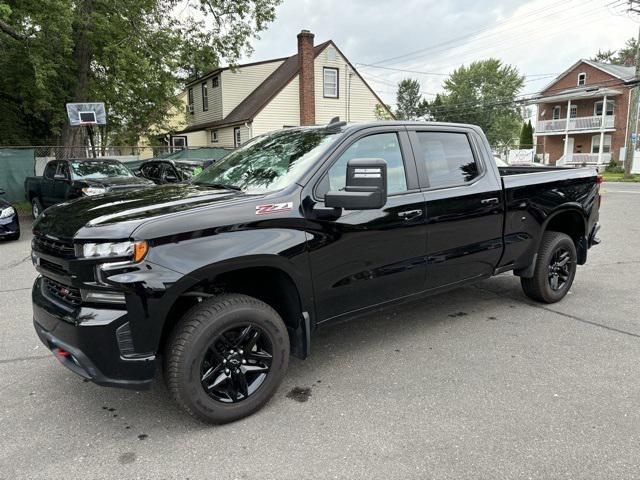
[577, 73, 586, 86]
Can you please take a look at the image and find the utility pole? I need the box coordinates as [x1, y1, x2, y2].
[624, 2, 640, 178]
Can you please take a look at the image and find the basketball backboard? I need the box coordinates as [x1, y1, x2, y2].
[66, 103, 107, 126]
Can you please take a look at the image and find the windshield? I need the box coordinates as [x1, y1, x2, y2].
[70, 161, 134, 179]
[193, 128, 343, 193]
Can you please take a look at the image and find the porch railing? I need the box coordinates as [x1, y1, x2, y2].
[557, 152, 611, 166]
[537, 115, 615, 133]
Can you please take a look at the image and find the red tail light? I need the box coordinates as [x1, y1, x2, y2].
[596, 174, 604, 184]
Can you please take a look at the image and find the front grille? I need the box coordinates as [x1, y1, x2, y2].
[43, 277, 82, 308]
[34, 235, 76, 259]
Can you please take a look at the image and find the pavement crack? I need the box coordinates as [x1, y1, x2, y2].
[472, 284, 640, 339]
[0, 287, 32, 293]
[2, 254, 31, 270]
[0, 355, 51, 365]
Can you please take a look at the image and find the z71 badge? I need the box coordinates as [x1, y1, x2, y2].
[255, 202, 293, 215]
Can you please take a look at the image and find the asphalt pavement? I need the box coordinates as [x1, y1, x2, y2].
[1, 182, 639, 479]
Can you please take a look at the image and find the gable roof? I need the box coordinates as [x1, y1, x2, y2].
[541, 59, 635, 94]
[178, 40, 392, 134]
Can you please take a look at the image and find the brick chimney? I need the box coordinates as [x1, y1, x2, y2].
[297, 30, 315, 125]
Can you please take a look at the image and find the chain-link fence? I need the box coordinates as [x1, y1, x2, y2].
[2, 145, 182, 161]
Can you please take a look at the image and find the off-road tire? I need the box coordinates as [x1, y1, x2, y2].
[521, 231, 577, 304]
[164, 293, 289, 424]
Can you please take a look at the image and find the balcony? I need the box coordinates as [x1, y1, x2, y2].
[537, 115, 615, 133]
[557, 153, 611, 168]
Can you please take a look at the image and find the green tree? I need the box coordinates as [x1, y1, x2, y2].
[425, 59, 524, 148]
[395, 78, 428, 120]
[374, 103, 394, 120]
[519, 120, 534, 149]
[0, 0, 280, 148]
[592, 37, 638, 66]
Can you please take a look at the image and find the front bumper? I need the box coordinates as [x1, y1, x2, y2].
[0, 214, 19, 237]
[32, 276, 155, 390]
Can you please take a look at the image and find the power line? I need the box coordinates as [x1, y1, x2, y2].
[365, 0, 606, 67]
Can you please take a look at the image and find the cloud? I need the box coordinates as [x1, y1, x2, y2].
[244, 0, 637, 107]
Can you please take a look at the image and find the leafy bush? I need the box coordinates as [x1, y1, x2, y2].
[605, 160, 624, 173]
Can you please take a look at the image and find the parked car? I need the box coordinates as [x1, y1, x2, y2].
[25, 159, 154, 218]
[134, 159, 210, 184]
[30, 121, 601, 424]
[0, 188, 20, 241]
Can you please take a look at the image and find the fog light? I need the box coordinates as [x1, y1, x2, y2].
[81, 290, 126, 304]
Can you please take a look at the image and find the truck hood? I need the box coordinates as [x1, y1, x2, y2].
[82, 175, 155, 189]
[33, 184, 247, 240]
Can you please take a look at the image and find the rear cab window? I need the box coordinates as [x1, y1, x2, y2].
[414, 131, 480, 189]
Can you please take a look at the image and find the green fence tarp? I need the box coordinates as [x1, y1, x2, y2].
[0, 149, 35, 202]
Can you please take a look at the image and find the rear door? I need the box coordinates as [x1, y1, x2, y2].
[304, 127, 427, 322]
[408, 127, 504, 290]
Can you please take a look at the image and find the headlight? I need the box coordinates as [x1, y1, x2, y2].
[82, 186, 108, 196]
[82, 240, 148, 262]
[0, 206, 16, 219]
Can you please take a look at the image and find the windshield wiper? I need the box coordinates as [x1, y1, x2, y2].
[196, 182, 242, 191]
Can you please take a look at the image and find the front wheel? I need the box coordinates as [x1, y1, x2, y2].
[31, 198, 43, 219]
[521, 231, 577, 303]
[164, 294, 289, 424]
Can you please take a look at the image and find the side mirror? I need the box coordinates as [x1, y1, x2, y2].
[325, 158, 387, 210]
[0, 188, 5, 195]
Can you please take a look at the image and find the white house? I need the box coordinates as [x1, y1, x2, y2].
[169, 30, 391, 149]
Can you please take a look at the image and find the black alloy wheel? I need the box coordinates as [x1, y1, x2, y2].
[548, 247, 572, 291]
[200, 324, 273, 403]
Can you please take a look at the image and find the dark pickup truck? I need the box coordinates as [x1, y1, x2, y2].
[30, 121, 601, 423]
[25, 158, 154, 218]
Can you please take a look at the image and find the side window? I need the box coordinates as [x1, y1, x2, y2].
[415, 132, 479, 188]
[43, 162, 57, 179]
[142, 163, 160, 180]
[56, 162, 70, 179]
[325, 132, 407, 195]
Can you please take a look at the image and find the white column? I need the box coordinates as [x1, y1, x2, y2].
[563, 99, 572, 160]
[598, 95, 608, 165]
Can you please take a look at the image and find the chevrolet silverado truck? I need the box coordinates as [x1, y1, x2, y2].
[30, 121, 601, 423]
[25, 158, 154, 218]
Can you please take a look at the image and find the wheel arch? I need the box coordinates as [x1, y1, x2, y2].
[159, 259, 311, 361]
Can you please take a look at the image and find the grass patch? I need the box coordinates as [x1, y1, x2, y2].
[11, 201, 32, 217]
[602, 172, 640, 183]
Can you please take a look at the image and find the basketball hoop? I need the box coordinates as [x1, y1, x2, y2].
[66, 103, 107, 126]
[66, 103, 107, 158]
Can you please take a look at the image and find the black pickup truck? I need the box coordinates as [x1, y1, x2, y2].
[30, 121, 601, 423]
[25, 158, 154, 218]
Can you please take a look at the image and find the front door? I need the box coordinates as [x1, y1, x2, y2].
[304, 128, 427, 322]
[409, 128, 504, 290]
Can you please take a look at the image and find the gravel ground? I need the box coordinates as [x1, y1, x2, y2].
[1, 182, 639, 480]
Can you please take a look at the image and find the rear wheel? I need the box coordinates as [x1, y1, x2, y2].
[521, 231, 577, 303]
[31, 198, 43, 219]
[164, 293, 289, 424]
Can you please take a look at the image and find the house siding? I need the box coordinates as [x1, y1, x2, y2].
[252, 76, 300, 135]
[221, 61, 284, 117]
[314, 45, 379, 124]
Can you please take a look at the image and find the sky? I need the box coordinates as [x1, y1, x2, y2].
[238, 0, 638, 114]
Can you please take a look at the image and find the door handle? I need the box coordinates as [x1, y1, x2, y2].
[481, 197, 500, 205]
[397, 209, 422, 220]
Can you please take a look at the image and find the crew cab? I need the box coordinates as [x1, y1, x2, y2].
[30, 121, 601, 424]
[25, 158, 154, 218]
